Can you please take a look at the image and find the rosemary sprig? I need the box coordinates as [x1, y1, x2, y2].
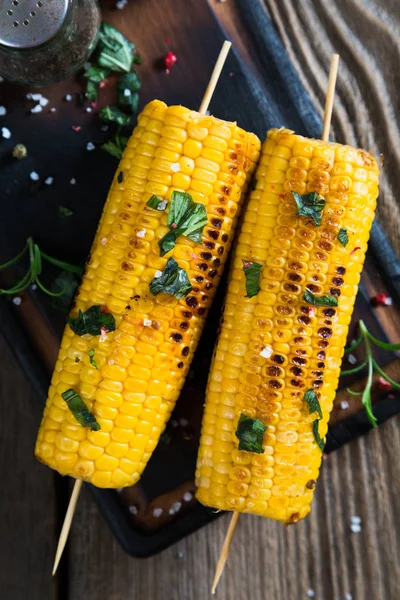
[0, 238, 82, 299]
[343, 320, 400, 427]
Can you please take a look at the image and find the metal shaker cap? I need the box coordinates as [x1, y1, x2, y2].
[0, 0, 69, 49]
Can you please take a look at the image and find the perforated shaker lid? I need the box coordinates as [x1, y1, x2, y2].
[0, 0, 69, 49]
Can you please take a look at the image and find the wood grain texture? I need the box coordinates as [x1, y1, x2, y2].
[0, 334, 58, 600]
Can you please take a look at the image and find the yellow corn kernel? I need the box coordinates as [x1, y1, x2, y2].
[35, 100, 261, 488]
[196, 128, 379, 523]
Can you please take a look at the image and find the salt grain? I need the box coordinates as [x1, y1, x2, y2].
[136, 230, 146, 238]
[116, 0, 128, 8]
[260, 346, 273, 359]
[99, 335, 108, 343]
[0, 76, 4, 83]
[177, 551, 184, 558]
[128, 505, 138, 515]
[39, 97, 49, 107]
[0, 106, 6, 116]
[86, 142, 95, 151]
[31, 104, 43, 114]
[123, 88, 131, 97]
[143, 319, 152, 327]
[345, 594, 352, 600]
[171, 162, 181, 172]
[154, 270, 162, 278]
[31, 284, 37, 291]
[30, 171, 40, 181]
[340, 400, 350, 410]
[108, 359, 114, 365]
[50, 108, 57, 113]
[306, 589, 315, 598]
[183, 492, 193, 502]
[116, 488, 123, 493]
[65, 94, 72, 102]
[351, 515, 361, 525]
[157, 200, 167, 210]
[45, 177, 54, 185]
[169, 502, 182, 515]
[2, 127, 11, 139]
[12, 296, 22, 306]
[70, 178, 77, 185]
[350, 523, 361, 533]
[101, 125, 109, 132]
[153, 507, 163, 517]
[85, 107, 93, 113]
[101, 237, 107, 245]
[348, 354, 357, 365]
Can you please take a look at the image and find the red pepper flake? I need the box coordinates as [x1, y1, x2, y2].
[100, 307, 110, 313]
[165, 38, 171, 45]
[278, 193, 285, 198]
[91, 102, 98, 109]
[100, 326, 108, 336]
[99, 81, 107, 89]
[242, 261, 253, 267]
[71, 125, 81, 132]
[378, 377, 392, 391]
[165, 69, 170, 76]
[371, 293, 392, 307]
[309, 307, 315, 318]
[164, 52, 177, 69]
[171, 223, 177, 229]
[271, 185, 275, 189]
[350, 246, 361, 255]
[229, 72, 234, 78]
[322, 453, 329, 461]
[388, 393, 396, 400]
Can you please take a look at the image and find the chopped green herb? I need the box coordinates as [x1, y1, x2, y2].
[149, 258, 192, 299]
[99, 106, 131, 126]
[117, 171, 123, 184]
[312, 420, 325, 450]
[101, 134, 128, 160]
[75, 357, 80, 363]
[58, 205, 74, 218]
[85, 79, 99, 103]
[235, 413, 266, 454]
[303, 389, 323, 419]
[242, 260, 262, 298]
[147, 195, 167, 211]
[158, 191, 208, 256]
[304, 290, 338, 307]
[62, 389, 100, 431]
[68, 305, 116, 336]
[50, 270, 80, 313]
[88, 348, 98, 369]
[118, 72, 141, 111]
[97, 22, 136, 73]
[292, 191, 326, 227]
[84, 65, 110, 83]
[338, 228, 349, 247]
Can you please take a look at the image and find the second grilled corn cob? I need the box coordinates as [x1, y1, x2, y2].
[196, 127, 379, 523]
[35, 100, 260, 488]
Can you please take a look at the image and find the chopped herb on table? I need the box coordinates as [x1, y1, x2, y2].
[343, 320, 400, 427]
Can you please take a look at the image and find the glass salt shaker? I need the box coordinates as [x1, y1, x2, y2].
[0, 0, 100, 86]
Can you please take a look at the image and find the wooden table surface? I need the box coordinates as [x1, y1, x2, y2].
[1, 1, 400, 599]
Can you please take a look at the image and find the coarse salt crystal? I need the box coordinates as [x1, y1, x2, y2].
[143, 319, 152, 327]
[85, 107, 93, 113]
[116, 0, 128, 8]
[177, 551, 184, 558]
[345, 594, 352, 600]
[260, 346, 273, 359]
[123, 88, 131, 97]
[183, 492, 193, 502]
[50, 108, 57, 113]
[83, 62, 91, 71]
[0, 106, 6, 116]
[30, 171, 39, 181]
[0, 76, 4, 83]
[351, 515, 361, 524]
[350, 523, 361, 533]
[30, 93, 42, 101]
[169, 502, 182, 515]
[12, 296, 22, 306]
[101, 237, 107, 245]
[39, 97, 49, 107]
[45, 177, 54, 185]
[86, 142, 95, 151]
[340, 400, 349, 410]
[2, 127, 11, 139]
[154, 270, 162, 278]
[157, 200, 167, 210]
[31, 104, 43, 114]
[136, 229, 146, 238]
[116, 488, 123, 493]
[153, 507, 163, 517]
[108, 359, 114, 365]
[65, 94, 72, 102]
[306, 589, 315, 598]
[70, 178, 77, 185]
[180, 418, 189, 427]
[171, 162, 180, 172]
[31, 283, 37, 291]
[128, 505, 138, 514]
[348, 354, 357, 365]
[99, 335, 108, 343]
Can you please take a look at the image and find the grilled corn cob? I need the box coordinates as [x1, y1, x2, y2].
[35, 100, 260, 488]
[195, 127, 379, 523]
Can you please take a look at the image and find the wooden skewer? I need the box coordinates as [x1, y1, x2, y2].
[51, 39, 232, 577]
[210, 52, 340, 594]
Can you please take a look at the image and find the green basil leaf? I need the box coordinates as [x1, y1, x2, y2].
[88, 348, 98, 369]
[62, 389, 100, 431]
[68, 305, 116, 336]
[101, 139, 123, 159]
[312, 420, 325, 450]
[86, 80, 99, 103]
[149, 258, 192, 299]
[133, 53, 143, 65]
[235, 413, 266, 454]
[158, 191, 208, 256]
[292, 191, 326, 227]
[304, 290, 338, 307]
[58, 206, 73, 218]
[146, 195, 167, 211]
[99, 106, 131, 126]
[49, 270, 80, 314]
[84, 66, 110, 83]
[97, 22, 135, 73]
[242, 260, 262, 298]
[303, 389, 323, 419]
[337, 228, 348, 247]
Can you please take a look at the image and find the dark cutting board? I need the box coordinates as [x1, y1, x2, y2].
[0, 0, 400, 557]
